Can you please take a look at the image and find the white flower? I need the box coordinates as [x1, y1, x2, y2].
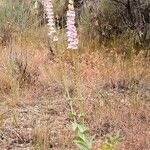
[42, 0, 58, 42]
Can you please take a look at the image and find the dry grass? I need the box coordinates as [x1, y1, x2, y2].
[0, 41, 150, 150]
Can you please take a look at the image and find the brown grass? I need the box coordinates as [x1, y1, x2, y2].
[0, 43, 150, 150]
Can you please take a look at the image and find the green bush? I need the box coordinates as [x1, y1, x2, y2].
[0, 0, 40, 45]
[78, 0, 150, 53]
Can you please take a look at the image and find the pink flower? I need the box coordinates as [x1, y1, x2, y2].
[66, 2, 78, 50]
[42, 0, 58, 42]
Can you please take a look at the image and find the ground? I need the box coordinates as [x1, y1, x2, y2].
[0, 49, 150, 150]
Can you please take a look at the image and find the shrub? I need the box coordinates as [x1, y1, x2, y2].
[79, 0, 150, 53]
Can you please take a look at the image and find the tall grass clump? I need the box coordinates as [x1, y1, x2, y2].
[0, 0, 43, 47]
[3, 49, 20, 106]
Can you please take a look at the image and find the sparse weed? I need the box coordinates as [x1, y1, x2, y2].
[32, 125, 50, 150]
[99, 133, 123, 150]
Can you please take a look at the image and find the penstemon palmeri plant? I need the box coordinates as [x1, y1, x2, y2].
[66, 0, 84, 115]
[66, 0, 95, 149]
[43, 0, 70, 99]
[43, 0, 94, 149]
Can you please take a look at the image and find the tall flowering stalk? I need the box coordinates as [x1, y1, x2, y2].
[66, 0, 84, 118]
[43, 0, 70, 99]
[66, 0, 78, 50]
[66, 3, 95, 149]
[42, 0, 58, 42]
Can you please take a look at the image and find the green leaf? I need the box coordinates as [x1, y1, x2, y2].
[90, 134, 96, 143]
[72, 122, 78, 132]
[77, 123, 90, 133]
[72, 123, 89, 133]
[78, 112, 86, 118]
[74, 133, 93, 150]
[74, 134, 90, 150]
[69, 111, 77, 118]
[75, 142, 90, 150]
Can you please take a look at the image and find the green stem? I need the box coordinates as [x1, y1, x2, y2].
[70, 50, 84, 122]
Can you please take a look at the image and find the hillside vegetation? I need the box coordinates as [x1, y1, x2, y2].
[0, 0, 150, 150]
